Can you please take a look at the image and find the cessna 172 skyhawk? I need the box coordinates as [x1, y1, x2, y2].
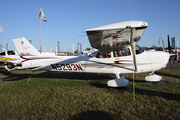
[5, 21, 170, 87]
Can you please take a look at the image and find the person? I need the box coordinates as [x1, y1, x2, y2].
[99, 55, 103, 58]
[114, 50, 118, 57]
[118, 50, 123, 56]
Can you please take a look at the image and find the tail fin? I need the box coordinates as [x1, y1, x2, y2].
[12, 37, 40, 55]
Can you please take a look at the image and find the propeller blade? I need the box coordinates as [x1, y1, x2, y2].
[168, 35, 171, 53]
[167, 34, 172, 75]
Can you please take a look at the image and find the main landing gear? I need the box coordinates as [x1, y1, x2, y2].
[107, 73, 129, 87]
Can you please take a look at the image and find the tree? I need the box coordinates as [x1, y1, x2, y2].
[85, 48, 91, 50]
[74, 49, 78, 53]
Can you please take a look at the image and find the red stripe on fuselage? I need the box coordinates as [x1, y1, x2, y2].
[20, 55, 58, 63]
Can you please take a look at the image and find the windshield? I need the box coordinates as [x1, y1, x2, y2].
[89, 51, 97, 57]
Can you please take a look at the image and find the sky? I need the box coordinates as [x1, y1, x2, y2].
[0, 0, 180, 52]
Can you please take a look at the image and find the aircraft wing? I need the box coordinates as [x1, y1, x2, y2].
[86, 21, 148, 51]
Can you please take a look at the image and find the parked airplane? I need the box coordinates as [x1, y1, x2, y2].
[0, 50, 22, 72]
[3, 21, 170, 87]
[81, 49, 98, 56]
[0, 50, 18, 62]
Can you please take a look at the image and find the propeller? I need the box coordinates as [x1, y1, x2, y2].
[168, 34, 172, 75]
[168, 35, 171, 53]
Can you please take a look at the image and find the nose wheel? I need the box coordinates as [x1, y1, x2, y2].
[145, 72, 162, 82]
[145, 71, 167, 85]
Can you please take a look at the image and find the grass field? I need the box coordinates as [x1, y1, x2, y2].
[0, 68, 180, 120]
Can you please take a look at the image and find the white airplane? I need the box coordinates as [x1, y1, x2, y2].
[0, 50, 22, 72]
[7, 21, 171, 87]
[81, 49, 98, 56]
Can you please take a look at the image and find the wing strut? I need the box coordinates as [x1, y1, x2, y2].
[129, 27, 137, 100]
[129, 27, 138, 72]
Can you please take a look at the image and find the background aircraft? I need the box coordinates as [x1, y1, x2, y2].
[0, 50, 22, 72]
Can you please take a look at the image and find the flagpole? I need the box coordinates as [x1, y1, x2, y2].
[40, 17, 41, 53]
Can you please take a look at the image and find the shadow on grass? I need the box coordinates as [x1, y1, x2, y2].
[91, 82, 180, 101]
[136, 88, 180, 101]
[90, 82, 109, 88]
[71, 110, 114, 120]
[127, 78, 146, 83]
[2, 70, 180, 101]
[1, 71, 112, 81]
[1, 72, 30, 81]
[155, 71, 180, 79]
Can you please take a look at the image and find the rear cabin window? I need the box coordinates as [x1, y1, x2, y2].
[96, 51, 111, 58]
[114, 48, 131, 57]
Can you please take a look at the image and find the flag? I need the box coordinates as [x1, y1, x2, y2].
[39, 7, 47, 22]
[0, 26, 4, 33]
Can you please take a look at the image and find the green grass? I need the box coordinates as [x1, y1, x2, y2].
[0, 69, 180, 120]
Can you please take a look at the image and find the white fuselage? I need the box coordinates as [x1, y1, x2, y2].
[19, 48, 170, 75]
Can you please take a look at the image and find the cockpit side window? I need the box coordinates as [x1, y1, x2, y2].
[96, 51, 111, 58]
[7, 51, 15, 55]
[114, 48, 131, 57]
